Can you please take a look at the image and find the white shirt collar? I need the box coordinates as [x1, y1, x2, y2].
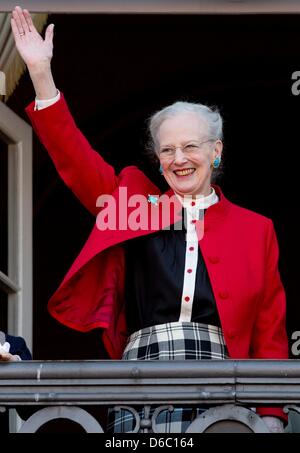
[176, 187, 219, 211]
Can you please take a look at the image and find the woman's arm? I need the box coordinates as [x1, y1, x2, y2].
[250, 219, 288, 360]
[11, 6, 118, 215]
[250, 219, 289, 427]
[26, 95, 118, 215]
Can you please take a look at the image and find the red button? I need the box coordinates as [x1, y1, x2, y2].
[187, 269, 192, 273]
[191, 201, 196, 206]
[191, 219, 197, 224]
[189, 246, 194, 251]
[184, 296, 190, 302]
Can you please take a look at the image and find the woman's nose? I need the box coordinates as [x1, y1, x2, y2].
[173, 148, 188, 164]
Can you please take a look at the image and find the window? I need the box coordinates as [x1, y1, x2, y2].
[0, 101, 32, 349]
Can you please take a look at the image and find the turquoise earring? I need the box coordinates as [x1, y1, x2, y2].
[159, 164, 164, 174]
[212, 156, 221, 169]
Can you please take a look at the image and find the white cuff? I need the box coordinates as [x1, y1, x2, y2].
[34, 90, 61, 111]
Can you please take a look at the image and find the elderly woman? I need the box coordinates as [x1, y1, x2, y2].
[11, 6, 288, 433]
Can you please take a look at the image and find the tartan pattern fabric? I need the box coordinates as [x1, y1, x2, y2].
[122, 321, 227, 361]
[107, 322, 228, 433]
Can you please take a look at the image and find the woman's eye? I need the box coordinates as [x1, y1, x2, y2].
[185, 145, 197, 151]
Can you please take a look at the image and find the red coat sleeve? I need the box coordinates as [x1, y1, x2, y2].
[26, 94, 118, 215]
[250, 220, 288, 359]
[250, 220, 289, 422]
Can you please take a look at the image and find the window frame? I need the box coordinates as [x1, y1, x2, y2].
[0, 100, 32, 350]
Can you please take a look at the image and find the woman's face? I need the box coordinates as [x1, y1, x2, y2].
[157, 112, 222, 197]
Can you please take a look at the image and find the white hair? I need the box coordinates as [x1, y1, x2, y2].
[148, 101, 223, 151]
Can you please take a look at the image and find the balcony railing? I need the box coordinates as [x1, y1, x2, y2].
[1, 360, 300, 433]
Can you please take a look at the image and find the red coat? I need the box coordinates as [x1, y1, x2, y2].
[26, 95, 288, 420]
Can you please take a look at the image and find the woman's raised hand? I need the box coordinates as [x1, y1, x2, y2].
[11, 6, 54, 71]
[11, 6, 57, 99]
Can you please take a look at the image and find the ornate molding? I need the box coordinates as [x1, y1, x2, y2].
[1, 360, 300, 432]
[1, 1, 300, 14]
[18, 406, 104, 433]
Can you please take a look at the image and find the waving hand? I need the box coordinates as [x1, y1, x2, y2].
[11, 6, 57, 99]
[11, 6, 54, 68]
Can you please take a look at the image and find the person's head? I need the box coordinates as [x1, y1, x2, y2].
[148, 101, 223, 197]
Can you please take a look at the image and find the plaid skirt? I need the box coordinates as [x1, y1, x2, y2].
[107, 321, 228, 433]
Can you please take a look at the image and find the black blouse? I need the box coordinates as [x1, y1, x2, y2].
[124, 214, 221, 335]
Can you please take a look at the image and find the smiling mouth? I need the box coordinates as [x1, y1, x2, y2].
[173, 168, 195, 176]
